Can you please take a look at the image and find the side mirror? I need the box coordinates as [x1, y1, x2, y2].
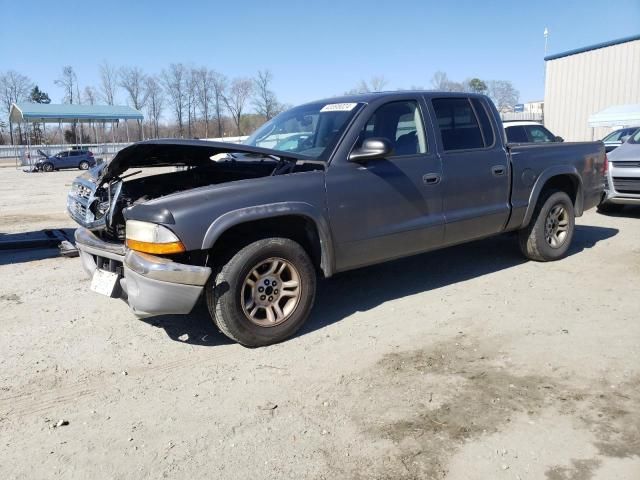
[620, 135, 630, 143]
[555, 136, 564, 142]
[349, 137, 393, 162]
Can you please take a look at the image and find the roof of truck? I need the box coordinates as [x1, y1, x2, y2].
[306, 90, 490, 106]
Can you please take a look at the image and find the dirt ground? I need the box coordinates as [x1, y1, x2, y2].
[1, 167, 639, 479]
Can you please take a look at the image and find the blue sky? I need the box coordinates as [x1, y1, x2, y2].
[1, 0, 639, 108]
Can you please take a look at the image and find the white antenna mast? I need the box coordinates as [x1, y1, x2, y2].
[544, 27, 550, 56]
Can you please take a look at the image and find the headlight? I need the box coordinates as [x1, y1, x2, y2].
[125, 220, 185, 254]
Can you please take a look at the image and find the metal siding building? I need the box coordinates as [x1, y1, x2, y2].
[544, 35, 640, 141]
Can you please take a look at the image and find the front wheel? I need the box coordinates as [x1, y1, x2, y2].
[518, 190, 575, 262]
[206, 237, 317, 347]
[42, 162, 54, 172]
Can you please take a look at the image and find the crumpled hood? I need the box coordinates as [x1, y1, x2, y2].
[98, 139, 311, 182]
[608, 141, 640, 161]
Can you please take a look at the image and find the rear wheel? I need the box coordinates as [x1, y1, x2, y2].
[42, 162, 54, 172]
[519, 190, 575, 262]
[79, 160, 89, 170]
[206, 237, 317, 347]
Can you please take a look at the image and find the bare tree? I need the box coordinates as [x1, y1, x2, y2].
[185, 68, 197, 137]
[212, 72, 227, 137]
[144, 76, 164, 139]
[369, 75, 388, 92]
[193, 67, 216, 138]
[430, 71, 450, 90]
[99, 62, 119, 105]
[55, 66, 79, 104]
[119, 66, 147, 139]
[345, 75, 389, 94]
[162, 63, 186, 137]
[486, 80, 519, 111]
[223, 78, 253, 136]
[83, 86, 98, 105]
[0, 70, 33, 144]
[253, 70, 281, 120]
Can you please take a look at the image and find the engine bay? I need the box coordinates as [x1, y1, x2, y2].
[84, 158, 323, 241]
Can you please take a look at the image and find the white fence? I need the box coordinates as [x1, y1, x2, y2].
[500, 112, 544, 122]
[0, 136, 249, 167]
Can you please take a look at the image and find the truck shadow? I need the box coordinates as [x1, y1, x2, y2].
[596, 205, 640, 219]
[300, 224, 618, 337]
[140, 304, 234, 347]
[0, 228, 76, 266]
[144, 224, 617, 347]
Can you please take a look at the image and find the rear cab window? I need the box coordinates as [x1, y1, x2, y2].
[431, 97, 494, 151]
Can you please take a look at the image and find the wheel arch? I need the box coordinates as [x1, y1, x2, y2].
[522, 167, 583, 228]
[201, 202, 335, 277]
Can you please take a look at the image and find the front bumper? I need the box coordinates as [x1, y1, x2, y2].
[75, 228, 211, 316]
[602, 162, 640, 205]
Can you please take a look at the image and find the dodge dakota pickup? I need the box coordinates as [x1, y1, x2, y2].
[68, 92, 606, 346]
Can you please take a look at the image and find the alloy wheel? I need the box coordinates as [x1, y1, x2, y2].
[241, 257, 301, 327]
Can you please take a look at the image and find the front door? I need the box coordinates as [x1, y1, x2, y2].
[326, 98, 444, 272]
[429, 96, 511, 244]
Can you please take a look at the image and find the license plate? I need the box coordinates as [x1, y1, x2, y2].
[90, 269, 119, 297]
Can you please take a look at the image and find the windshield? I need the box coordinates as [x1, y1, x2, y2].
[245, 102, 362, 160]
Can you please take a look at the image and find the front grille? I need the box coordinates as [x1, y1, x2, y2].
[612, 161, 640, 168]
[69, 198, 87, 217]
[73, 182, 93, 199]
[612, 177, 640, 194]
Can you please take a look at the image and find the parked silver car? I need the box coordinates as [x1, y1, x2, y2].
[599, 128, 640, 212]
[602, 127, 639, 153]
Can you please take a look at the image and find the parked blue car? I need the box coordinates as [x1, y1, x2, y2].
[36, 149, 96, 172]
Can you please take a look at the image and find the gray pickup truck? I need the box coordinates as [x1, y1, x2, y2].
[68, 92, 606, 346]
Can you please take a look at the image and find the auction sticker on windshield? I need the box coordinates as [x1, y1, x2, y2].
[320, 103, 358, 112]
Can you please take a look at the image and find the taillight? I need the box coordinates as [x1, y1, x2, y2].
[88, 152, 94, 157]
[602, 154, 609, 175]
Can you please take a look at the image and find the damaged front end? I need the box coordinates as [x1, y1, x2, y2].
[66, 139, 314, 239]
[66, 139, 318, 316]
[67, 164, 119, 232]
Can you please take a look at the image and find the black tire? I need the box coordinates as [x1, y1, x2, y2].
[597, 202, 624, 214]
[206, 237, 317, 347]
[518, 189, 575, 262]
[79, 161, 89, 170]
[42, 162, 54, 172]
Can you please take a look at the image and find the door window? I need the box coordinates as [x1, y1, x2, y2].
[526, 125, 555, 143]
[431, 98, 485, 151]
[603, 130, 624, 142]
[356, 101, 427, 155]
[505, 126, 529, 143]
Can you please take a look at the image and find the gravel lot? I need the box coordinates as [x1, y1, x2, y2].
[1, 167, 639, 479]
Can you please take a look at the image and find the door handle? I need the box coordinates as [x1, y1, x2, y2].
[491, 165, 506, 176]
[422, 173, 441, 185]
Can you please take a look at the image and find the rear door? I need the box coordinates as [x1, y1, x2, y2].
[325, 97, 444, 271]
[55, 151, 70, 168]
[67, 151, 81, 168]
[429, 96, 511, 244]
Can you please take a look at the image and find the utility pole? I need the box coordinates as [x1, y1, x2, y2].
[543, 27, 550, 124]
[544, 27, 549, 57]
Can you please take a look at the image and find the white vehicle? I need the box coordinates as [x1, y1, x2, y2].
[504, 121, 564, 143]
[599, 128, 640, 212]
[602, 127, 639, 153]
